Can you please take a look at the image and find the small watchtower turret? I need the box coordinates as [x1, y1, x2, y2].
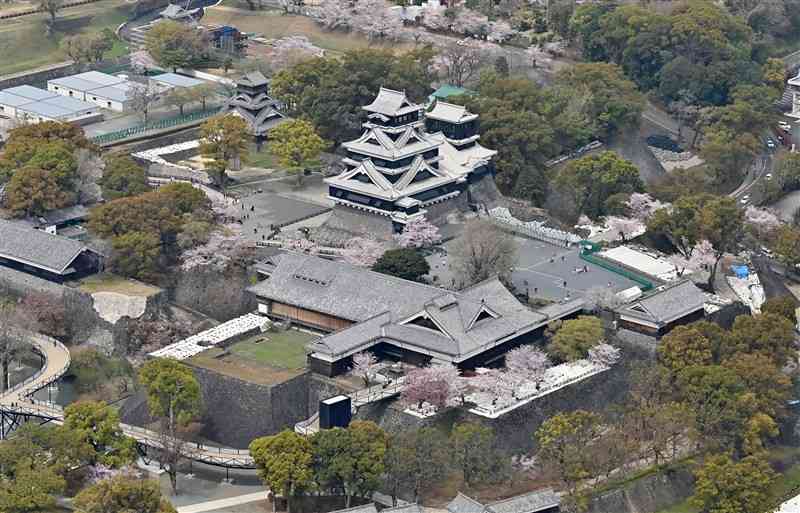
[424, 101, 480, 150]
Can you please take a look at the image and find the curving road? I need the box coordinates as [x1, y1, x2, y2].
[0, 333, 255, 469]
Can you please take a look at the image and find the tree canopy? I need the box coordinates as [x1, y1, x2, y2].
[372, 248, 430, 282]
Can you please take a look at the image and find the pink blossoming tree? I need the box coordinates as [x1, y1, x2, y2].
[395, 216, 441, 249]
[587, 343, 621, 367]
[626, 193, 666, 222]
[505, 345, 550, 386]
[342, 237, 386, 267]
[402, 364, 461, 410]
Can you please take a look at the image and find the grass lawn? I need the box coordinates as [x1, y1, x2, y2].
[187, 328, 318, 385]
[229, 329, 316, 369]
[0, 0, 133, 76]
[247, 143, 283, 169]
[77, 273, 161, 297]
[202, 7, 412, 55]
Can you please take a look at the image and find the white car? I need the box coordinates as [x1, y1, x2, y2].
[740, 195, 749, 205]
[766, 173, 773, 180]
[780, 121, 792, 133]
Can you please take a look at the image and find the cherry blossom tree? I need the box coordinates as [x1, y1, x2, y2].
[472, 367, 517, 403]
[402, 364, 460, 410]
[285, 238, 319, 254]
[668, 239, 715, 276]
[395, 216, 441, 249]
[744, 206, 782, 238]
[352, 351, 379, 387]
[505, 346, 550, 386]
[585, 286, 626, 312]
[588, 343, 621, 367]
[342, 237, 386, 267]
[626, 193, 666, 222]
[605, 216, 643, 243]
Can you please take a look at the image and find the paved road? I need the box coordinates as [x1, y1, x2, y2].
[730, 152, 775, 204]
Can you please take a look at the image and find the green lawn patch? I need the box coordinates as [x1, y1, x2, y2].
[187, 329, 317, 385]
[0, 0, 133, 76]
[229, 329, 316, 369]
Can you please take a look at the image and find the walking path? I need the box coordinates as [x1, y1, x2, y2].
[176, 491, 267, 513]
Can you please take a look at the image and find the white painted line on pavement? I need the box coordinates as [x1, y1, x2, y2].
[176, 491, 267, 513]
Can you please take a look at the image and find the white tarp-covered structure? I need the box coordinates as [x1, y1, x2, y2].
[599, 246, 679, 281]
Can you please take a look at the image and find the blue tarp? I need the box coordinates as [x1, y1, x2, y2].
[733, 265, 749, 279]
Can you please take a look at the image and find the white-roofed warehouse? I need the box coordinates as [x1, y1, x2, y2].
[0, 85, 101, 124]
[47, 71, 140, 112]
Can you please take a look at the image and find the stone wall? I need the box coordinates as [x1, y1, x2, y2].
[0, 265, 166, 349]
[0, 57, 131, 90]
[587, 466, 695, 513]
[187, 368, 313, 448]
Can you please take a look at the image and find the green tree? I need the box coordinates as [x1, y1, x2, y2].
[250, 430, 313, 513]
[772, 225, 800, 267]
[657, 324, 715, 373]
[74, 474, 177, 513]
[111, 231, 161, 280]
[450, 423, 502, 488]
[269, 49, 433, 143]
[0, 458, 65, 513]
[548, 315, 605, 362]
[676, 365, 748, 451]
[199, 114, 250, 187]
[372, 248, 430, 282]
[63, 401, 136, 467]
[690, 452, 774, 513]
[384, 428, 450, 505]
[725, 313, 795, 367]
[554, 151, 643, 220]
[26, 140, 78, 188]
[646, 194, 710, 259]
[700, 126, 761, 186]
[555, 63, 644, 139]
[137, 359, 202, 494]
[699, 196, 744, 290]
[761, 295, 797, 324]
[4, 167, 72, 217]
[145, 21, 206, 71]
[346, 421, 388, 504]
[268, 119, 328, 184]
[100, 156, 150, 200]
[535, 410, 601, 503]
[723, 353, 791, 420]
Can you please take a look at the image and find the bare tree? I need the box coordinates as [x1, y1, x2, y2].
[439, 41, 485, 87]
[127, 82, 160, 124]
[352, 351, 379, 387]
[39, 0, 63, 28]
[0, 301, 36, 391]
[450, 218, 518, 287]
